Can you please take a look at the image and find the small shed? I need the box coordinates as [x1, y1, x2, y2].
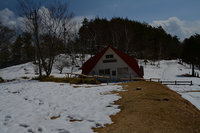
[81, 46, 143, 81]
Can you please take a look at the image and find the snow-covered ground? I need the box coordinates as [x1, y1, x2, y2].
[0, 54, 91, 80]
[139, 59, 200, 110]
[0, 59, 200, 133]
[0, 60, 122, 133]
[0, 80, 122, 133]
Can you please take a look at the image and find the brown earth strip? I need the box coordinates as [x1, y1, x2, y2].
[181, 90, 200, 93]
[93, 81, 200, 133]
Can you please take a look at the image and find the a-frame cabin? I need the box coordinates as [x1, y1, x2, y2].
[82, 46, 143, 81]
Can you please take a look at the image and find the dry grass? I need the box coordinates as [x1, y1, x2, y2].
[0, 77, 4, 83]
[21, 76, 30, 79]
[50, 115, 60, 120]
[66, 116, 83, 122]
[181, 73, 200, 78]
[182, 90, 200, 93]
[94, 81, 200, 133]
[73, 85, 105, 88]
[32, 75, 101, 84]
[12, 91, 19, 94]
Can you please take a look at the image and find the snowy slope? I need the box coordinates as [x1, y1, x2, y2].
[0, 59, 200, 133]
[0, 62, 36, 80]
[139, 60, 200, 110]
[0, 80, 122, 133]
[0, 54, 92, 80]
[0, 56, 123, 133]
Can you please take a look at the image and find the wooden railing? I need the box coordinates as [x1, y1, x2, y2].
[147, 78, 160, 82]
[159, 80, 192, 85]
[120, 78, 145, 82]
[120, 77, 193, 85]
[66, 73, 110, 84]
[65, 74, 193, 85]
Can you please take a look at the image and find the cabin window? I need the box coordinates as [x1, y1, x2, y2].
[99, 69, 104, 75]
[103, 54, 116, 63]
[105, 69, 110, 75]
[112, 70, 116, 76]
[117, 67, 129, 78]
[99, 69, 110, 75]
[105, 54, 113, 59]
[117, 67, 128, 74]
[103, 59, 117, 63]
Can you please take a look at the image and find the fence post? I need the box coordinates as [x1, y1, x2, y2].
[81, 75, 83, 83]
[190, 81, 192, 85]
[175, 80, 176, 85]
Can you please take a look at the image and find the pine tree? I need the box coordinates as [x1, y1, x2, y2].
[21, 32, 34, 62]
[181, 34, 200, 76]
[0, 44, 11, 68]
[11, 35, 23, 64]
[0, 22, 15, 68]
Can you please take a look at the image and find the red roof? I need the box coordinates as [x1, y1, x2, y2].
[82, 46, 143, 78]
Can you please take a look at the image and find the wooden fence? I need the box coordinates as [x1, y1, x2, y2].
[65, 74, 193, 85]
[159, 80, 192, 85]
[120, 78, 145, 82]
[120, 77, 193, 85]
[66, 73, 110, 84]
[148, 78, 193, 85]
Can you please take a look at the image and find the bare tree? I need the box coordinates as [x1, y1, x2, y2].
[18, 0, 74, 76]
[55, 55, 70, 74]
[18, 0, 43, 75]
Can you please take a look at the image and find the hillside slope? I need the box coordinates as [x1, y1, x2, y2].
[0, 58, 123, 133]
[139, 60, 200, 110]
[94, 81, 200, 133]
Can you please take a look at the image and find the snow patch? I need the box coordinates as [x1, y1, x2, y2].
[0, 81, 122, 133]
[139, 59, 200, 110]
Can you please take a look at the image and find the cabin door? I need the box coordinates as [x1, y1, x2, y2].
[111, 69, 117, 81]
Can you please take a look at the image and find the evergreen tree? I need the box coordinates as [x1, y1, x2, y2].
[78, 17, 180, 59]
[21, 32, 34, 62]
[0, 22, 15, 68]
[0, 44, 11, 68]
[11, 35, 23, 64]
[181, 34, 200, 76]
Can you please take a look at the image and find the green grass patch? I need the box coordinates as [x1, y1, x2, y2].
[32, 75, 101, 84]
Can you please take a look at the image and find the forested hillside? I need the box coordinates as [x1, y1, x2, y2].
[77, 17, 180, 59]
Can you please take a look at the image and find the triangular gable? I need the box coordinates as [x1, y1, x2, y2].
[110, 46, 143, 78]
[82, 47, 109, 75]
[82, 46, 143, 78]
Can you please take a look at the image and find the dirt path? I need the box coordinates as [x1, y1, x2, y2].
[93, 81, 200, 133]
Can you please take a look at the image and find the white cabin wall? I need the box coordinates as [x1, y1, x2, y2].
[88, 48, 139, 80]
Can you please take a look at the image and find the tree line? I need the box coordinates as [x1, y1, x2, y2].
[76, 17, 200, 76]
[181, 34, 200, 76]
[77, 17, 180, 59]
[0, 28, 35, 68]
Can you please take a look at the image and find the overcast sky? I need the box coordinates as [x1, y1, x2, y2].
[0, 0, 200, 40]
